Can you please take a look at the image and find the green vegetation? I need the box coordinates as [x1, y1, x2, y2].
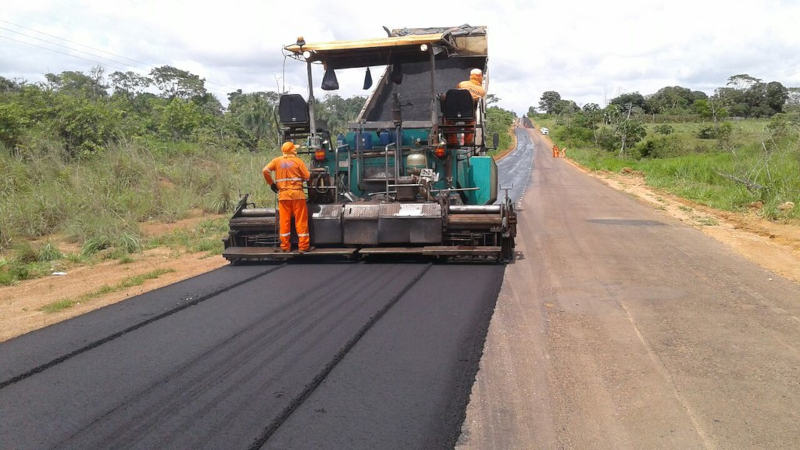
[39, 268, 175, 313]
[146, 218, 229, 256]
[486, 105, 517, 154]
[0, 240, 69, 286]
[529, 73, 799, 220]
[534, 116, 799, 220]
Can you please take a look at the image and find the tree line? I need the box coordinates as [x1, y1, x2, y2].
[529, 74, 799, 157]
[533, 74, 796, 119]
[0, 65, 366, 157]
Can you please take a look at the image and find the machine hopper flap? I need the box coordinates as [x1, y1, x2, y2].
[363, 67, 373, 89]
[321, 67, 339, 90]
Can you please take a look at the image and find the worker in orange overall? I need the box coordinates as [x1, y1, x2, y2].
[457, 68, 486, 101]
[263, 141, 311, 252]
[552, 144, 559, 158]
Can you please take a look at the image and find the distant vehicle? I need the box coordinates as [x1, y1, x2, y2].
[540, 127, 549, 135]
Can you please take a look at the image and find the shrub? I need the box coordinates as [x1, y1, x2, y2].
[37, 242, 63, 261]
[654, 124, 674, 135]
[55, 97, 120, 156]
[554, 124, 594, 147]
[594, 127, 619, 151]
[634, 135, 687, 159]
[13, 241, 39, 264]
[159, 98, 204, 141]
[767, 113, 800, 139]
[697, 122, 733, 140]
[0, 102, 29, 148]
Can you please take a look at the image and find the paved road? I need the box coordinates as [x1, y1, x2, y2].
[0, 262, 504, 448]
[458, 128, 800, 449]
[495, 127, 534, 204]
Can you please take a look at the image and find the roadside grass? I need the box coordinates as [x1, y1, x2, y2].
[0, 217, 229, 286]
[145, 217, 229, 256]
[0, 138, 270, 285]
[532, 117, 799, 220]
[0, 240, 73, 286]
[39, 268, 175, 313]
[0, 138, 277, 251]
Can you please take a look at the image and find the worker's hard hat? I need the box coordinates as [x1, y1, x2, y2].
[470, 68, 483, 76]
[281, 141, 296, 154]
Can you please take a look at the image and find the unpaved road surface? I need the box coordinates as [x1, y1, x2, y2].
[458, 128, 800, 449]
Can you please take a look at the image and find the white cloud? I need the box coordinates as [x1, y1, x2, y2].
[1, 0, 799, 114]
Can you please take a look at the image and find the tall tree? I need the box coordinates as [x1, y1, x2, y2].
[609, 92, 646, 110]
[538, 91, 561, 114]
[765, 81, 789, 114]
[150, 66, 206, 100]
[45, 69, 108, 99]
[229, 91, 281, 149]
[727, 74, 761, 90]
[110, 71, 152, 97]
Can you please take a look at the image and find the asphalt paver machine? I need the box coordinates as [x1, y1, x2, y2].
[223, 25, 516, 262]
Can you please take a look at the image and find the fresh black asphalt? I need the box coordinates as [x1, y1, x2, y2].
[0, 262, 504, 449]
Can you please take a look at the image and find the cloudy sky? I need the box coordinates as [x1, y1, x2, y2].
[2, 0, 799, 114]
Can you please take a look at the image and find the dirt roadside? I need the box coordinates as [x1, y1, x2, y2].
[536, 129, 800, 284]
[0, 214, 228, 343]
[459, 127, 800, 449]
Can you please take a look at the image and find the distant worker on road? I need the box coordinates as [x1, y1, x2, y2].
[458, 68, 486, 101]
[263, 141, 311, 253]
[552, 144, 559, 158]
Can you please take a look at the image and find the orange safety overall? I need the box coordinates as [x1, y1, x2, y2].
[552, 144, 559, 158]
[263, 143, 311, 251]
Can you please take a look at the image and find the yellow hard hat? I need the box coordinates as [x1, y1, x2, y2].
[281, 141, 296, 154]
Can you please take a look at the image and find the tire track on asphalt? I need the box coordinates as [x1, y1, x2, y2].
[247, 263, 433, 449]
[58, 262, 391, 447]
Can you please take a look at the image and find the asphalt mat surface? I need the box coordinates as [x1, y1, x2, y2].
[0, 262, 505, 449]
[496, 127, 534, 204]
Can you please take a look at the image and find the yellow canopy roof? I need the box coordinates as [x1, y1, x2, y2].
[286, 33, 445, 53]
[284, 33, 452, 69]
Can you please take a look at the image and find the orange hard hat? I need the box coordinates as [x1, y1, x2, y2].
[281, 141, 296, 154]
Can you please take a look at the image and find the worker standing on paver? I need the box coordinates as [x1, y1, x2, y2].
[263, 141, 311, 252]
[458, 68, 486, 101]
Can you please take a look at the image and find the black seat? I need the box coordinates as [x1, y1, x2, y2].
[278, 94, 310, 126]
[442, 89, 475, 120]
